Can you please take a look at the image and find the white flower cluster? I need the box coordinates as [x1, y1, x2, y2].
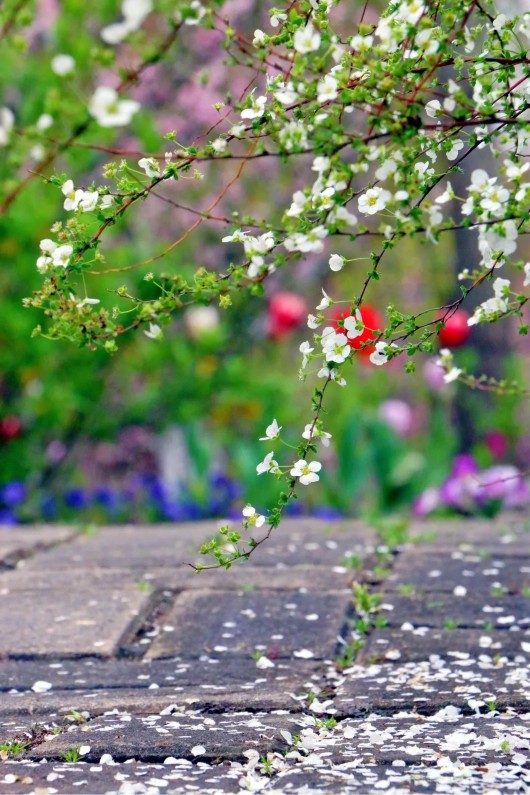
[101, 0, 153, 45]
[222, 229, 275, 278]
[0, 106, 14, 147]
[468, 278, 511, 326]
[35, 182, 114, 273]
[36, 240, 74, 273]
[89, 87, 140, 128]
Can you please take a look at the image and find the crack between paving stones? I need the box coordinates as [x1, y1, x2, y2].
[116, 588, 178, 659]
[0, 530, 82, 572]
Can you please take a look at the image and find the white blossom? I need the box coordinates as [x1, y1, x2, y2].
[51, 245, 74, 268]
[321, 328, 350, 364]
[138, 157, 161, 178]
[358, 187, 390, 215]
[523, 263, 530, 287]
[302, 424, 332, 447]
[51, 54, 75, 76]
[369, 341, 391, 366]
[299, 341, 314, 368]
[101, 0, 152, 43]
[329, 254, 344, 272]
[316, 290, 332, 311]
[144, 322, 163, 339]
[293, 22, 321, 54]
[343, 310, 363, 340]
[290, 459, 322, 485]
[241, 92, 267, 120]
[270, 12, 287, 27]
[0, 107, 14, 147]
[317, 75, 339, 104]
[256, 452, 280, 475]
[36, 113, 53, 132]
[61, 180, 84, 211]
[89, 86, 140, 128]
[259, 419, 281, 441]
[79, 191, 99, 213]
[242, 505, 266, 527]
[425, 100, 441, 118]
[317, 366, 346, 386]
[253, 29, 266, 46]
[446, 139, 464, 161]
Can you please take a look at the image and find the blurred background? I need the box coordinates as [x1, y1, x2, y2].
[0, 0, 529, 529]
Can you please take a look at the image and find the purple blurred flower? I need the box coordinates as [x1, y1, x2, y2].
[412, 486, 441, 517]
[440, 455, 481, 512]
[451, 453, 479, 478]
[476, 466, 530, 507]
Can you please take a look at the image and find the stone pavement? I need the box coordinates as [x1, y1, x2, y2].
[0, 516, 529, 794]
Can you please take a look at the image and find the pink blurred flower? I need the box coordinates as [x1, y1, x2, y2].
[485, 430, 508, 461]
[423, 357, 446, 391]
[378, 399, 414, 437]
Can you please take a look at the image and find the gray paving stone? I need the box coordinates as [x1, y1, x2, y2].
[319, 713, 530, 766]
[0, 587, 150, 658]
[357, 628, 530, 664]
[15, 525, 208, 571]
[386, 551, 530, 595]
[0, 659, 318, 723]
[0, 656, 318, 694]
[0, 759, 244, 794]
[332, 659, 530, 717]
[0, 564, 354, 593]
[408, 518, 530, 554]
[1, 686, 306, 726]
[377, 593, 530, 629]
[26, 711, 303, 762]
[268, 764, 530, 794]
[230, 519, 377, 567]
[0, 526, 74, 568]
[14, 519, 375, 573]
[146, 589, 350, 660]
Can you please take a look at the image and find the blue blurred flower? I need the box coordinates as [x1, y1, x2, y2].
[93, 487, 118, 511]
[312, 506, 343, 520]
[1, 481, 27, 507]
[0, 510, 18, 525]
[64, 488, 87, 510]
[40, 494, 58, 520]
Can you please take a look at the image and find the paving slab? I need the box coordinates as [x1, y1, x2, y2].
[315, 713, 530, 766]
[0, 759, 244, 794]
[270, 761, 530, 794]
[226, 519, 376, 567]
[0, 564, 354, 593]
[408, 518, 530, 554]
[377, 593, 530, 629]
[0, 656, 318, 694]
[386, 552, 530, 595]
[0, 526, 75, 568]
[145, 589, 351, 660]
[357, 628, 530, 664]
[13, 525, 209, 572]
[26, 711, 303, 763]
[13, 520, 375, 573]
[0, 517, 529, 795]
[0, 587, 151, 658]
[332, 659, 530, 716]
